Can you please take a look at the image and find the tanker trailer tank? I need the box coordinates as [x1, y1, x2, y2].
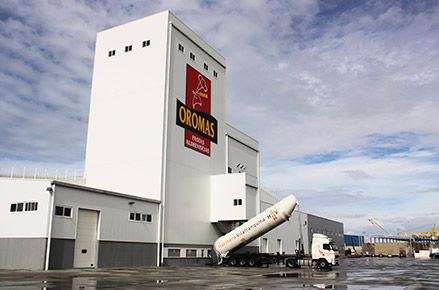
[213, 194, 298, 262]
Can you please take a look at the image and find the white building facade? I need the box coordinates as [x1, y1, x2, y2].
[0, 11, 343, 269]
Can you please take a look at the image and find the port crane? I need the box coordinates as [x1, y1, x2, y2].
[367, 218, 392, 236]
[397, 224, 437, 239]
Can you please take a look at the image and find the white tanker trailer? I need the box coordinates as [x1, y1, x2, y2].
[213, 194, 339, 268]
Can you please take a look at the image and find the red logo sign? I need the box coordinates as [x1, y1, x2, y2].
[177, 65, 215, 156]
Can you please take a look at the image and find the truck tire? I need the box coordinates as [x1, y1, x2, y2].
[318, 259, 328, 269]
[229, 257, 237, 266]
[248, 257, 257, 267]
[238, 257, 247, 267]
[286, 259, 297, 268]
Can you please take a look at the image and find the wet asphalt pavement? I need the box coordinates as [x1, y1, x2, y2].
[0, 258, 438, 289]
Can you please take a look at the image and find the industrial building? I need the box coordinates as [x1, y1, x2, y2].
[0, 11, 343, 270]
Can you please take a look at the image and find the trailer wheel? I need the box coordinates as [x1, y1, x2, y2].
[318, 259, 328, 269]
[238, 257, 247, 267]
[229, 257, 237, 266]
[248, 257, 257, 267]
[286, 259, 297, 268]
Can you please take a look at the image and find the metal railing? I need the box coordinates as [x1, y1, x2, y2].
[0, 165, 85, 183]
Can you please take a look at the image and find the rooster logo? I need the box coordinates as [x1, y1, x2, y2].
[192, 74, 208, 109]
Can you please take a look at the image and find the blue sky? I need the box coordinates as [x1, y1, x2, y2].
[0, 0, 438, 236]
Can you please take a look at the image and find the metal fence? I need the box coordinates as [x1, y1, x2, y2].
[0, 165, 85, 183]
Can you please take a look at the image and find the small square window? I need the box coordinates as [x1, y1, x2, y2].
[146, 214, 152, 222]
[228, 167, 232, 173]
[186, 249, 197, 257]
[125, 45, 133, 52]
[204, 63, 209, 71]
[190, 52, 196, 61]
[10, 203, 17, 212]
[108, 50, 116, 57]
[178, 43, 185, 53]
[55, 206, 64, 216]
[213, 70, 218, 78]
[130, 212, 135, 220]
[64, 207, 71, 217]
[135, 213, 141, 221]
[142, 40, 150, 47]
[168, 249, 181, 257]
[17, 203, 23, 212]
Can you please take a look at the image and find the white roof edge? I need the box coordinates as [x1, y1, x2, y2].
[168, 11, 226, 68]
[225, 123, 259, 151]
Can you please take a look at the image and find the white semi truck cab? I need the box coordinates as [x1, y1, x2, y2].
[287, 233, 339, 269]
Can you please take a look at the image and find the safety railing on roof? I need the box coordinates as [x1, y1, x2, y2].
[0, 165, 85, 183]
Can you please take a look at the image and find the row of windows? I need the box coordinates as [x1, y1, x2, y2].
[53, 207, 153, 223]
[167, 248, 211, 258]
[129, 212, 152, 223]
[10, 201, 38, 212]
[55, 206, 72, 217]
[233, 199, 243, 206]
[310, 228, 343, 237]
[178, 43, 219, 79]
[108, 40, 151, 57]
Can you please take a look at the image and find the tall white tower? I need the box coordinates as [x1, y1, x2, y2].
[85, 11, 227, 201]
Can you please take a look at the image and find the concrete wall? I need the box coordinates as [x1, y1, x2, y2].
[0, 238, 46, 270]
[84, 11, 169, 200]
[98, 241, 157, 267]
[162, 15, 227, 249]
[0, 179, 50, 238]
[0, 179, 51, 269]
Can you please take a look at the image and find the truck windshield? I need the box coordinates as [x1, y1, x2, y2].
[330, 242, 338, 251]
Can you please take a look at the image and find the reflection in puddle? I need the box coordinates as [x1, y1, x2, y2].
[264, 271, 339, 279]
[72, 277, 97, 290]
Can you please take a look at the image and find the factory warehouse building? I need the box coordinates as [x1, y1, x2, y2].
[0, 11, 344, 269]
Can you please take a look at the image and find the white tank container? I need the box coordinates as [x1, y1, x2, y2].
[214, 194, 298, 258]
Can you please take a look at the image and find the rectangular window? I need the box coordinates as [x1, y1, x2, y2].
[11, 202, 38, 212]
[64, 207, 71, 217]
[204, 63, 209, 71]
[186, 249, 197, 257]
[25, 202, 38, 211]
[178, 43, 185, 53]
[168, 249, 181, 257]
[130, 212, 152, 223]
[125, 45, 133, 52]
[55, 206, 64, 216]
[228, 167, 232, 173]
[213, 70, 218, 78]
[55, 206, 72, 217]
[142, 40, 150, 47]
[190, 52, 196, 61]
[233, 199, 242, 206]
[108, 50, 116, 57]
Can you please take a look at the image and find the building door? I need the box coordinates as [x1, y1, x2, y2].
[262, 238, 268, 253]
[277, 239, 282, 254]
[73, 209, 99, 268]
